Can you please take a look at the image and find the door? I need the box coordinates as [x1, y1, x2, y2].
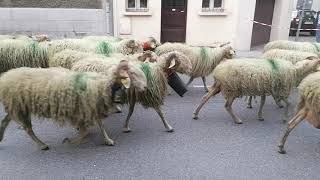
[161, 0, 188, 43]
[251, 0, 275, 47]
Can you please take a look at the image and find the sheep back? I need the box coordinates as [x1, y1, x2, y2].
[0, 67, 114, 128]
[213, 58, 296, 98]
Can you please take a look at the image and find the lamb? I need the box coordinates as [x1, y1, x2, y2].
[0, 60, 147, 150]
[123, 51, 192, 133]
[155, 43, 235, 92]
[45, 38, 143, 58]
[192, 58, 320, 124]
[264, 40, 320, 54]
[246, 49, 318, 109]
[0, 39, 48, 73]
[278, 71, 320, 154]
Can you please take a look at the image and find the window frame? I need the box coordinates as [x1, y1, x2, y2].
[126, 0, 149, 12]
[202, 0, 225, 12]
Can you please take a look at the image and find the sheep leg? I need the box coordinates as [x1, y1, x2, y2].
[225, 96, 243, 124]
[95, 119, 114, 146]
[282, 99, 291, 123]
[278, 110, 306, 154]
[0, 115, 11, 142]
[155, 108, 174, 132]
[123, 102, 136, 133]
[186, 77, 194, 87]
[257, 95, 266, 121]
[21, 115, 49, 150]
[62, 126, 89, 145]
[193, 82, 221, 120]
[201, 77, 209, 92]
[247, 96, 253, 109]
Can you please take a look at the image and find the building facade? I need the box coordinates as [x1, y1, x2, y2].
[113, 0, 293, 50]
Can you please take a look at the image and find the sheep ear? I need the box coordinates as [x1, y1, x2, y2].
[168, 59, 176, 69]
[121, 78, 131, 89]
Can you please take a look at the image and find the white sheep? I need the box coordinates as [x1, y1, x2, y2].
[123, 51, 192, 132]
[0, 60, 147, 150]
[45, 38, 143, 58]
[278, 71, 320, 154]
[155, 43, 235, 92]
[193, 58, 320, 124]
[0, 39, 48, 73]
[247, 50, 319, 109]
[264, 40, 320, 54]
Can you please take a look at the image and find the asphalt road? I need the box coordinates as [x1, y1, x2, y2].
[1, 49, 320, 180]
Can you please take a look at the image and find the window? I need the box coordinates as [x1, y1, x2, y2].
[202, 0, 224, 12]
[126, 0, 149, 12]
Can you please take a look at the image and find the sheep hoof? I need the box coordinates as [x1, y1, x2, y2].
[247, 105, 253, 109]
[258, 117, 264, 121]
[105, 139, 114, 146]
[115, 106, 122, 113]
[122, 128, 132, 133]
[278, 145, 286, 154]
[278, 105, 284, 109]
[204, 89, 209, 93]
[282, 119, 287, 123]
[192, 114, 199, 120]
[235, 121, 243, 124]
[40, 145, 49, 151]
[167, 128, 174, 133]
[17, 125, 24, 130]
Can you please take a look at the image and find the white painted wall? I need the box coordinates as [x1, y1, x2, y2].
[114, 0, 293, 50]
[0, 7, 111, 38]
[270, 0, 293, 41]
[114, 0, 161, 41]
[185, 0, 236, 46]
[233, 0, 256, 50]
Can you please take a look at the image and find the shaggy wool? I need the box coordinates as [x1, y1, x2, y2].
[262, 49, 318, 64]
[264, 40, 320, 55]
[0, 67, 117, 128]
[0, 39, 48, 73]
[155, 43, 234, 77]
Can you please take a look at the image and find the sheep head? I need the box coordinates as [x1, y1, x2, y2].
[295, 59, 320, 80]
[137, 50, 158, 63]
[162, 51, 192, 75]
[222, 45, 236, 59]
[32, 35, 50, 42]
[115, 60, 131, 89]
[126, 39, 143, 55]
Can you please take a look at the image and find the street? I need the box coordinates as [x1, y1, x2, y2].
[0, 49, 320, 180]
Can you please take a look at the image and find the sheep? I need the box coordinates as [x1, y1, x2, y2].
[48, 49, 104, 69]
[123, 51, 192, 133]
[264, 40, 320, 54]
[0, 60, 147, 150]
[262, 49, 318, 64]
[246, 49, 318, 109]
[0, 39, 48, 73]
[155, 42, 235, 92]
[0, 34, 50, 42]
[49, 49, 157, 71]
[278, 71, 320, 154]
[192, 58, 320, 124]
[45, 38, 143, 58]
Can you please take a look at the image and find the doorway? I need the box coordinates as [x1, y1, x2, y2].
[161, 0, 188, 43]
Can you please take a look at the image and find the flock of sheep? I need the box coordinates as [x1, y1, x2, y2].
[0, 34, 319, 155]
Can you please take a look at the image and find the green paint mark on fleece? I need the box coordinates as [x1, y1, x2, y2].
[267, 59, 279, 71]
[97, 41, 113, 57]
[140, 63, 153, 83]
[73, 73, 89, 91]
[200, 47, 209, 62]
